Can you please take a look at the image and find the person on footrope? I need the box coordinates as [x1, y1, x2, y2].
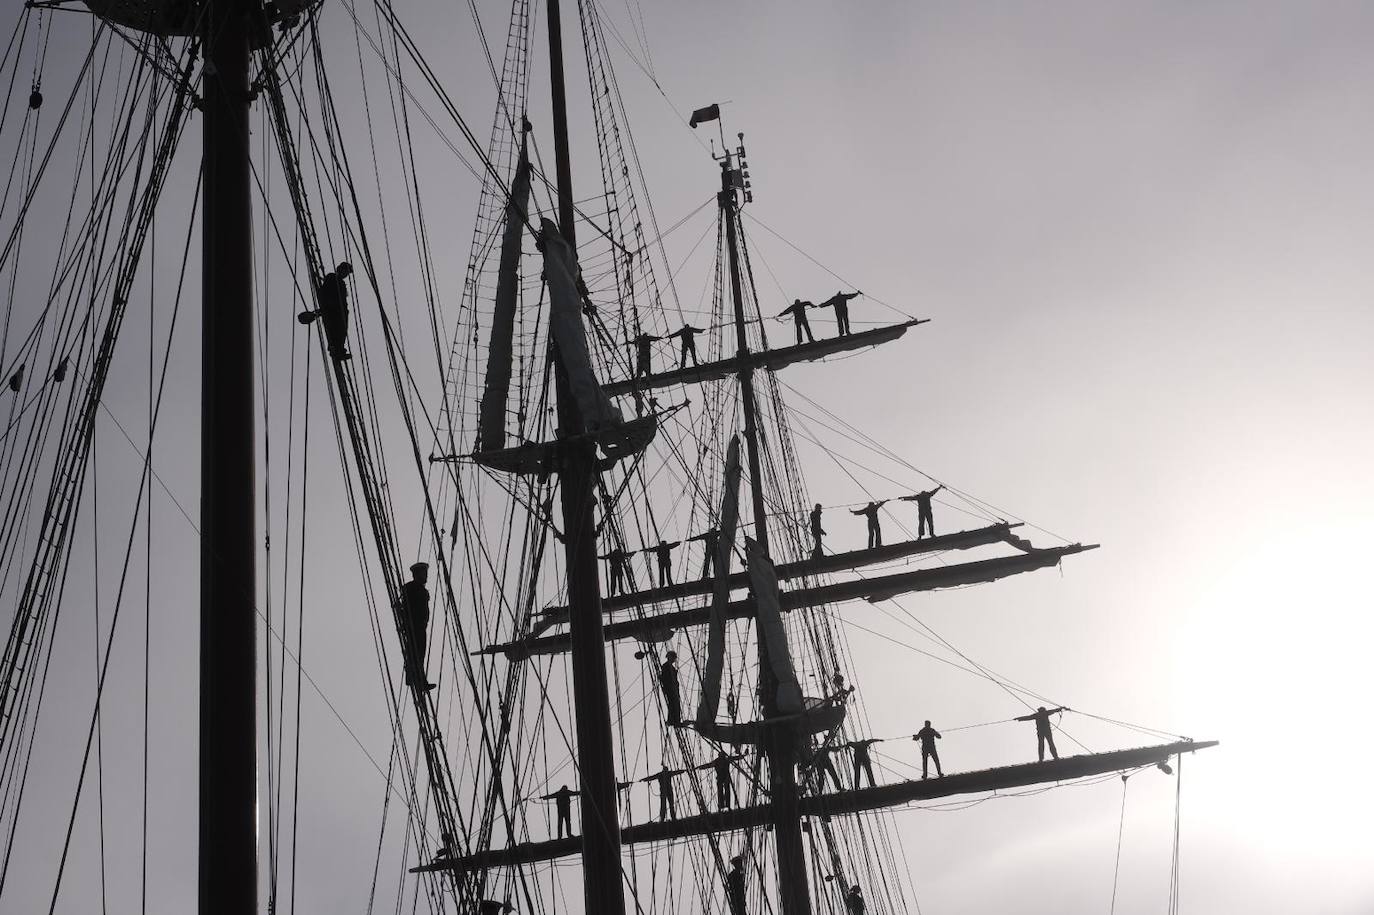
[778, 298, 815, 345]
[843, 738, 882, 788]
[643, 538, 681, 587]
[697, 749, 747, 810]
[667, 324, 706, 367]
[809, 503, 826, 559]
[899, 485, 944, 538]
[658, 651, 683, 726]
[1014, 706, 1068, 761]
[912, 720, 943, 779]
[632, 332, 661, 377]
[598, 546, 634, 596]
[815, 289, 861, 337]
[850, 500, 888, 549]
[539, 785, 580, 838]
[687, 527, 720, 580]
[641, 765, 686, 821]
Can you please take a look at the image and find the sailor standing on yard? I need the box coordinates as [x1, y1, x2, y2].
[666, 324, 706, 367]
[899, 485, 944, 538]
[912, 720, 943, 779]
[843, 738, 882, 788]
[658, 651, 683, 726]
[539, 785, 580, 838]
[808, 744, 843, 793]
[598, 546, 633, 596]
[697, 749, 747, 810]
[809, 503, 826, 558]
[687, 527, 720, 579]
[643, 538, 681, 587]
[642, 765, 687, 820]
[298, 261, 354, 361]
[850, 500, 888, 549]
[816, 290, 861, 337]
[778, 298, 815, 345]
[1015, 706, 1068, 761]
[400, 562, 435, 691]
[632, 331, 661, 377]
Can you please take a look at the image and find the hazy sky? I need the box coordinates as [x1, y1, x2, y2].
[4, 2, 1373, 913]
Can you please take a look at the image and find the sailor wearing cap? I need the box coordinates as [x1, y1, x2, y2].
[401, 561, 435, 691]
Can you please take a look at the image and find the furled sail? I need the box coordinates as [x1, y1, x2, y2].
[476, 141, 532, 453]
[747, 537, 803, 715]
[541, 218, 622, 432]
[695, 435, 741, 727]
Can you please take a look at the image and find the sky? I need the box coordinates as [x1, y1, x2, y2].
[2, 1, 1373, 913]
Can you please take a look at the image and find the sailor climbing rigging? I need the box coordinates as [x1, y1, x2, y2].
[658, 650, 683, 725]
[400, 562, 435, 691]
[726, 854, 747, 915]
[298, 261, 354, 361]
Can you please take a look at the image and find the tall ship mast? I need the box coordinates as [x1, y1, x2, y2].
[0, 1, 1214, 913]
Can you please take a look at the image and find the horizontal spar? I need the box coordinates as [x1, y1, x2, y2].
[536, 523, 1024, 627]
[603, 320, 928, 397]
[416, 739, 1216, 873]
[481, 544, 1097, 659]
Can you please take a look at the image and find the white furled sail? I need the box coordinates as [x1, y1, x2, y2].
[476, 142, 532, 453]
[541, 217, 622, 432]
[747, 536, 803, 715]
[695, 435, 742, 726]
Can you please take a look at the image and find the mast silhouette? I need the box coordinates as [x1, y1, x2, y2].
[199, 2, 257, 914]
[720, 151, 813, 915]
[544, 2, 628, 913]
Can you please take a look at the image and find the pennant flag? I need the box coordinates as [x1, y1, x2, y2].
[688, 103, 720, 128]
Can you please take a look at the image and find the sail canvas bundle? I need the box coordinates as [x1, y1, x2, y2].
[476, 143, 532, 453]
[746, 536, 803, 715]
[695, 435, 742, 726]
[540, 218, 622, 433]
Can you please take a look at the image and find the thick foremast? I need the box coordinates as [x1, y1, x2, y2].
[543, 2, 629, 913]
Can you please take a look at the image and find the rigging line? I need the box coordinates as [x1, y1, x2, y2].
[140, 149, 153, 915]
[0, 24, 107, 293]
[779, 377, 1075, 545]
[583, 0, 709, 159]
[1167, 753, 1183, 915]
[741, 211, 912, 319]
[287, 325, 312, 915]
[88, 385, 418, 805]
[1109, 774, 1129, 915]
